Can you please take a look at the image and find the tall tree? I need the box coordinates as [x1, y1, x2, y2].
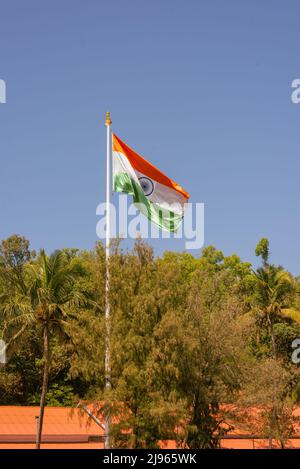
[248, 238, 300, 447]
[253, 238, 300, 358]
[1, 249, 87, 448]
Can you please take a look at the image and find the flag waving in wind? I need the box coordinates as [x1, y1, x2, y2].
[112, 134, 189, 232]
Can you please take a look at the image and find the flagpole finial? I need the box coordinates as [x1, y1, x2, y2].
[105, 111, 112, 126]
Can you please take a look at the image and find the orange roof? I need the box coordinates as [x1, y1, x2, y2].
[2, 405, 300, 449]
[0, 442, 103, 449]
[0, 406, 104, 449]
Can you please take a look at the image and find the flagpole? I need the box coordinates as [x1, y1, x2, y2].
[104, 111, 112, 449]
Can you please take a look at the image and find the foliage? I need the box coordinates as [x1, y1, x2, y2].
[0, 235, 299, 448]
[28, 383, 76, 407]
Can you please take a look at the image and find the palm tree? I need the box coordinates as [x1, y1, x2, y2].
[253, 239, 300, 357]
[1, 249, 87, 449]
[252, 238, 300, 448]
[253, 265, 300, 357]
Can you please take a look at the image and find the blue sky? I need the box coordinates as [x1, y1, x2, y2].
[0, 0, 299, 273]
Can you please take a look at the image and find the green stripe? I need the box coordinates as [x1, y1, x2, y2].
[113, 173, 183, 232]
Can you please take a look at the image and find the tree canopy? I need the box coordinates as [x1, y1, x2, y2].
[0, 234, 300, 448]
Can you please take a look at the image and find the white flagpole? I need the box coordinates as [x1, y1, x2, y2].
[104, 111, 112, 449]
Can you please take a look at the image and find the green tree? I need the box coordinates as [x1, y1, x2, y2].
[245, 238, 300, 448]
[1, 249, 88, 448]
[149, 254, 248, 448]
[0, 234, 35, 294]
[253, 238, 300, 358]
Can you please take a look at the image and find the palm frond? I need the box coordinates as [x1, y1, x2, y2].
[280, 308, 300, 325]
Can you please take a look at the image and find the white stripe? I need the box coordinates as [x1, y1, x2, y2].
[113, 150, 139, 185]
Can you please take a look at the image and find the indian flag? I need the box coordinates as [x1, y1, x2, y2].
[112, 134, 189, 232]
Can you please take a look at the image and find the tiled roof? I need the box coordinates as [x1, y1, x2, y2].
[0, 406, 104, 449]
[1, 405, 300, 449]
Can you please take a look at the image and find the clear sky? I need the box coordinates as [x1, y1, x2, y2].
[0, 0, 299, 273]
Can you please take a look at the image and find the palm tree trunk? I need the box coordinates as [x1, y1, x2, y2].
[266, 313, 277, 448]
[36, 323, 49, 449]
[270, 323, 276, 359]
[266, 313, 276, 359]
[268, 405, 277, 449]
